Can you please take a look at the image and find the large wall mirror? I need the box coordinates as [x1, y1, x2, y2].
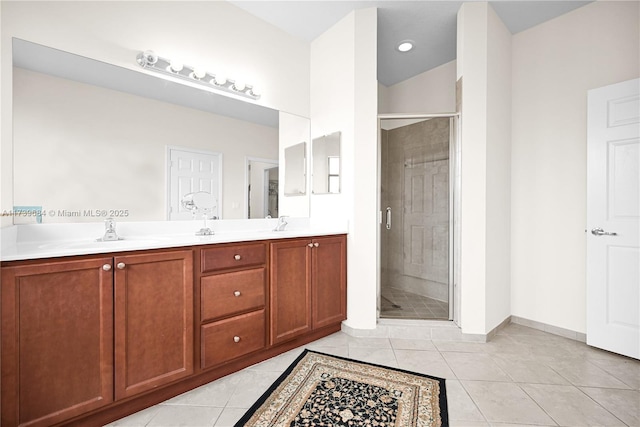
[11, 38, 307, 223]
[312, 131, 341, 194]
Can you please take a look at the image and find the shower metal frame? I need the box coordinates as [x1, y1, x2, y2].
[377, 113, 460, 325]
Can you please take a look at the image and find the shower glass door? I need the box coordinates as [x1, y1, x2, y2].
[379, 116, 453, 320]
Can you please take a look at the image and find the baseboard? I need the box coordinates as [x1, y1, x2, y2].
[486, 315, 512, 341]
[341, 315, 587, 344]
[341, 319, 487, 343]
[511, 315, 587, 343]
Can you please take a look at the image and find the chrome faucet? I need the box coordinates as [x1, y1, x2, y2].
[273, 216, 289, 232]
[98, 217, 121, 241]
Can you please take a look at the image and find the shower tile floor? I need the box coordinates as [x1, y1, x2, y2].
[380, 286, 449, 319]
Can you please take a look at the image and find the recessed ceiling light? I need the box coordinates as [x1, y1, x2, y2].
[397, 40, 414, 52]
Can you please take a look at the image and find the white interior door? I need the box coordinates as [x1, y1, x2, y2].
[586, 78, 640, 359]
[168, 147, 222, 220]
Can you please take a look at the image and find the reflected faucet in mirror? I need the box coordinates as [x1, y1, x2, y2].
[273, 215, 289, 232]
[181, 192, 217, 236]
[97, 218, 122, 242]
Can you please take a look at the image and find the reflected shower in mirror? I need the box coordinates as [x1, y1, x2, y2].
[312, 131, 341, 194]
[284, 142, 307, 196]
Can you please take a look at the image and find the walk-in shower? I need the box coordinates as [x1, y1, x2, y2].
[379, 116, 455, 320]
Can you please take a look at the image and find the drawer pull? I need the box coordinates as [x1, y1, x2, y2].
[233, 336, 241, 343]
[313, 242, 319, 248]
[234, 290, 241, 297]
[117, 262, 126, 270]
[102, 264, 112, 271]
[307, 243, 313, 247]
[234, 254, 241, 261]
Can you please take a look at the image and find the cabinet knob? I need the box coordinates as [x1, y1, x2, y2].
[233, 336, 241, 343]
[116, 262, 126, 270]
[234, 254, 241, 261]
[308, 243, 314, 247]
[234, 290, 241, 297]
[102, 264, 112, 271]
[313, 242, 319, 247]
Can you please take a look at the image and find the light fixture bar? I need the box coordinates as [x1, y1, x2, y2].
[136, 50, 260, 100]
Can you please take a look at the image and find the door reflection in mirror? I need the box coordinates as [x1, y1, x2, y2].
[246, 158, 278, 218]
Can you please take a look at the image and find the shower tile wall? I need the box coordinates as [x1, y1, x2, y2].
[381, 118, 450, 319]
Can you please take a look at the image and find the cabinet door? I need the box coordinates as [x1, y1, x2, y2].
[1, 257, 114, 427]
[270, 239, 312, 345]
[312, 235, 347, 329]
[114, 250, 194, 399]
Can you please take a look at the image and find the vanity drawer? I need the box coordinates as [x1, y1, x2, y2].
[201, 310, 265, 369]
[201, 268, 265, 322]
[201, 243, 266, 272]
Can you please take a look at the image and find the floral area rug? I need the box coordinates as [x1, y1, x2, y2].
[235, 349, 448, 426]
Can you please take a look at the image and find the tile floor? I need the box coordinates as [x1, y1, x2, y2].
[106, 323, 640, 427]
[380, 286, 449, 319]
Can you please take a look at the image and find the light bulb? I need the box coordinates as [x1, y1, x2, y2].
[136, 50, 158, 67]
[169, 60, 183, 73]
[212, 75, 227, 86]
[248, 86, 260, 97]
[191, 68, 206, 80]
[232, 81, 246, 92]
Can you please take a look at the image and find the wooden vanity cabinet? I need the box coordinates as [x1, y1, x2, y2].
[270, 235, 346, 345]
[1, 257, 115, 427]
[199, 242, 268, 369]
[113, 250, 194, 399]
[0, 236, 345, 426]
[0, 248, 193, 427]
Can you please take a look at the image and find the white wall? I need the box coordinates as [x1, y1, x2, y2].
[310, 8, 378, 329]
[12, 68, 278, 223]
[1, 1, 310, 226]
[510, 1, 640, 333]
[485, 6, 512, 331]
[381, 60, 457, 114]
[457, 2, 512, 334]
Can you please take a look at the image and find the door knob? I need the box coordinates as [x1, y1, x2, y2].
[591, 227, 618, 236]
[233, 336, 241, 343]
[102, 264, 112, 271]
[234, 291, 241, 297]
[234, 254, 241, 260]
[116, 262, 126, 269]
[313, 242, 319, 247]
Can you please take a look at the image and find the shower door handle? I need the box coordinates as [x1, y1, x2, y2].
[386, 207, 392, 230]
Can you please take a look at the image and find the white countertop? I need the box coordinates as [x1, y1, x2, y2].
[0, 218, 348, 262]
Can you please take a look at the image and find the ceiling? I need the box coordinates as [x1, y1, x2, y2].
[230, 1, 592, 86]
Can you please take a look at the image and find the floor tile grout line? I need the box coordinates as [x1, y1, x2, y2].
[587, 359, 638, 390]
[456, 379, 490, 424]
[517, 383, 561, 427]
[574, 384, 632, 427]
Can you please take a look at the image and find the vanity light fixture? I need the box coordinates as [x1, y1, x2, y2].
[397, 40, 414, 52]
[136, 50, 260, 100]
